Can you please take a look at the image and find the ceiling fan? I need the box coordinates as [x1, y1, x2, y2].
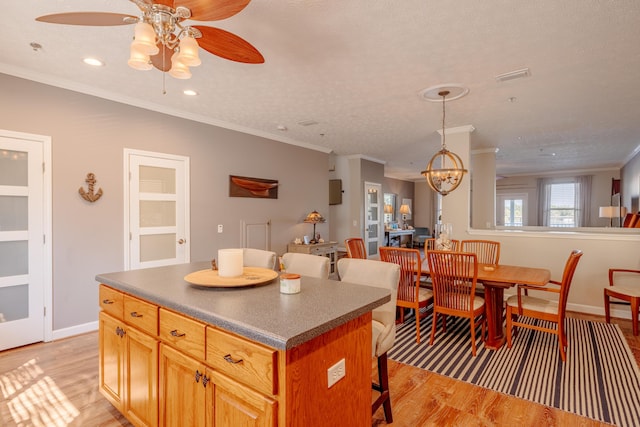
[36, 0, 264, 79]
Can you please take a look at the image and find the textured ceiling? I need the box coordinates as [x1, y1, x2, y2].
[1, 0, 639, 180]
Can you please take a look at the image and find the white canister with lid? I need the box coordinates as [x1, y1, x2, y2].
[280, 273, 301, 294]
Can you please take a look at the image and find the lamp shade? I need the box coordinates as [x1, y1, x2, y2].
[599, 206, 617, 218]
[176, 35, 201, 67]
[131, 22, 159, 56]
[399, 204, 411, 215]
[303, 210, 325, 224]
[384, 204, 393, 214]
[127, 46, 152, 71]
[168, 52, 192, 79]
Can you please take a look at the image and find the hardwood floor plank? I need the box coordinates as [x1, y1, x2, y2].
[0, 311, 629, 426]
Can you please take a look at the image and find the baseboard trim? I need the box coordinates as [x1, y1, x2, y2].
[51, 321, 98, 341]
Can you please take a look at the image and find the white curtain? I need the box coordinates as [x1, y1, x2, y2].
[537, 178, 552, 226]
[575, 175, 592, 227]
[537, 175, 592, 227]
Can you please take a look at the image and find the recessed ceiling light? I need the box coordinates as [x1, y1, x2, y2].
[277, 124, 287, 131]
[183, 89, 198, 96]
[30, 42, 42, 51]
[83, 57, 104, 67]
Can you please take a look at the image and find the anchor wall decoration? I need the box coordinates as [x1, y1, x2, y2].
[79, 172, 103, 203]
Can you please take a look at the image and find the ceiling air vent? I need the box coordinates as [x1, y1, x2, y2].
[495, 68, 531, 83]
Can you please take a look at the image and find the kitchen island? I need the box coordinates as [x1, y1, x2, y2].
[96, 261, 390, 427]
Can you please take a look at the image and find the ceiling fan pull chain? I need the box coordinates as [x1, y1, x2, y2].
[162, 47, 167, 95]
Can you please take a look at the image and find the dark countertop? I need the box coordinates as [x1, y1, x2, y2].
[96, 261, 390, 350]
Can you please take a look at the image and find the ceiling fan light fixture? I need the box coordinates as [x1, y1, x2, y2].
[131, 22, 158, 56]
[127, 46, 152, 71]
[176, 35, 201, 67]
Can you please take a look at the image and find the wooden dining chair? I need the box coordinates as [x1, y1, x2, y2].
[604, 268, 640, 336]
[505, 249, 583, 361]
[379, 247, 433, 343]
[622, 213, 638, 228]
[427, 250, 485, 356]
[344, 237, 367, 259]
[460, 240, 500, 265]
[337, 258, 400, 423]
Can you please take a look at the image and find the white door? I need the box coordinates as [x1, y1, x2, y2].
[125, 149, 190, 270]
[0, 131, 51, 351]
[364, 182, 382, 258]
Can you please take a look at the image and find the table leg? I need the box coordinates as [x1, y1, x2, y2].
[483, 283, 506, 350]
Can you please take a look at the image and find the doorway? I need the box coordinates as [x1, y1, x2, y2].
[124, 149, 190, 270]
[364, 182, 382, 258]
[0, 130, 52, 351]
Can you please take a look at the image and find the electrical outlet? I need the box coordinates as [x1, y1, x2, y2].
[327, 358, 346, 388]
[217, 224, 223, 233]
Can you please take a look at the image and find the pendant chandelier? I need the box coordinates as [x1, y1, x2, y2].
[421, 90, 468, 196]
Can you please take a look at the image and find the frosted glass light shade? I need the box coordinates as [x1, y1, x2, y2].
[127, 46, 152, 70]
[176, 36, 201, 67]
[131, 22, 159, 56]
[168, 53, 191, 79]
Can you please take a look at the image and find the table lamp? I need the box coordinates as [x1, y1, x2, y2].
[399, 204, 411, 229]
[599, 206, 616, 227]
[303, 210, 325, 243]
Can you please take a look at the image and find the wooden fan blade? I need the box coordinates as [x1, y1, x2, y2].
[154, 0, 176, 7]
[194, 26, 264, 64]
[150, 45, 175, 72]
[36, 12, 136, 26]
[177, 0, 251, 21]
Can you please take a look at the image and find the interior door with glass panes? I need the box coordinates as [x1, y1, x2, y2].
[126, 150, 190, 270]
[0, 132, 50, 351]
[364, 182, 382, 258]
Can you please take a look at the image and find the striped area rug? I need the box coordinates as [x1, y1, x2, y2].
[388, 314, 640, 427]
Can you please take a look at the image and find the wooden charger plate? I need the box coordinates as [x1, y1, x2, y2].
[184, 267, 278, 288]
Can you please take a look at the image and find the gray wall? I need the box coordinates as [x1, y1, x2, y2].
[622, 150, 640, 213]
[0, 73, 329, 332]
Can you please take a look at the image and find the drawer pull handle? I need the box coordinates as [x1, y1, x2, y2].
[224, 354, 244, 364]
[202, 374, 210, 388]
[115, 326, 126, 338]
[170, 329, 186, 338]
[130, 311, 143, 318]
[102, 299, 114, 305]
[195, 370, 202, 383]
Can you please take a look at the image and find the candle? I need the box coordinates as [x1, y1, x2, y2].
[218, 249, 243, 277]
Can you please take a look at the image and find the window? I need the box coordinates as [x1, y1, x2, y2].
[497, 193, 527, 227]
[538, 176, 591, 227]
[547, 183, 577, 227]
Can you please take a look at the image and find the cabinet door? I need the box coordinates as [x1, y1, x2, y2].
[206, 371, 276, 427]
[160, 344, 206, 427]
[99, 312, 125, 411]
[126, 326, 159, 427]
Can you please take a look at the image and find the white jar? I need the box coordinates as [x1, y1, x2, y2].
[280, 273, 301, 294]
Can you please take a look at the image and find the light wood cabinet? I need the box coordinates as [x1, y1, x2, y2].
[159, 344, 207, 427]
[99, 311, 159, 427]
[287, 241, 338, 274]
[207, 370, 276, 427]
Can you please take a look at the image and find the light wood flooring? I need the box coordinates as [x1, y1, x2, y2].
[1, 312, 637, 426]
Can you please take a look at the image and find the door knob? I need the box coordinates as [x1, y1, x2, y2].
[178, 239, 186, 244]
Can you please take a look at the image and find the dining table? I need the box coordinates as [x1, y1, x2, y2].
[421, 259, 551, 350]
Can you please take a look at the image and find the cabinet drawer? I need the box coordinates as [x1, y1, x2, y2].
[123, 295, 158, 336]
[159, 308, 206, 360]
[206, 327, 277, 396]
[99, 285, 124, 319]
